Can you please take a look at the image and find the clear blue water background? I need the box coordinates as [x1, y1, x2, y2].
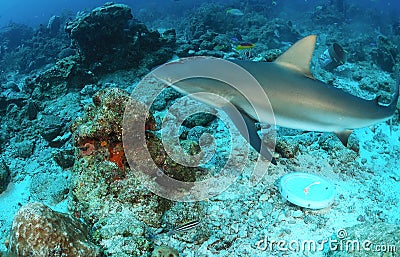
[0, 0, 399, 28]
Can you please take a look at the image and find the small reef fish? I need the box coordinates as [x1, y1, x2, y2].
[168, 220, 201, 235]
[145, 220, 202, 240]
[231, 34, 243, 43]
[235, 42, 256, 51]
[226, 8, 244, 16]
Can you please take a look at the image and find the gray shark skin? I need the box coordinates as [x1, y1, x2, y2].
[153, 35, 399, 162]
[232, 59, 399, 133]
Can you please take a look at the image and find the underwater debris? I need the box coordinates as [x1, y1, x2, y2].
[319, 42, 348, 71]
[279, 172, 336, 210]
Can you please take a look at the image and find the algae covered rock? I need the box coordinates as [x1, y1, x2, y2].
[91, 211, 152, 256]
[65, 2, 176, 73]
[25, 55, 96, 101]
[370, 35, 399, 72]
[29, 172, 70, 205]
[0, 159, 10, 194]
[6, 202, 100, 257]
[151, 245, 179, 257]
[52, 148, 75, 169]
[65, 2, 133, 62]
[70, 87, 206, 256]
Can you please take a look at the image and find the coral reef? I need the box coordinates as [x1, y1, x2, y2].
[0, 23, 33, 49]
[19, 2, 177, 105]
[370, 35, 399, 72]
[29, 172, 70, 206]
[0, 159, 10, 194]
[0, 1, 399, 257]
[151, 245, 179, 257]
[70, 87, 206, 256]
[65, 2, 176, 74]
[52, 148, 75, 169]
[0, 18, 70, 74]
[65, 3, 133, 66]
[0, 82, 29, 116]
[311, 2, 346, 25]
[24, 55, 96, 101]
[176, 2, 300, 60]
[6, 202, 100, 257]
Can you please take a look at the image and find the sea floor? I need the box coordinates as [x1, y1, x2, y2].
[1, 61, 399, 256]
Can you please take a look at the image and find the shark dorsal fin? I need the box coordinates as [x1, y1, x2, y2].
[274, 35, 317, 79]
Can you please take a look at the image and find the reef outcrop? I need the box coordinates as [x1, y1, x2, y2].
[70, 87, 205, 256]
[65, 2, 176, 74]
[6, 202, 100, 257]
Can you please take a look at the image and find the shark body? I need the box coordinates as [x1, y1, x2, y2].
[233, 58, 398, 133]
[153, 35, 399, 164]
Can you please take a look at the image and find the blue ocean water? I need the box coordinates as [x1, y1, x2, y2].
[1, 0, 399, 28]
[0, 0, 221, 27]
[0, 0, 399, 256]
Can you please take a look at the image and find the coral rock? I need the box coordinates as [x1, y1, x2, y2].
[0, 159, 10, 194]
[65, 2, 175, 73]
[6, 202, 100, 257]
[151, 245, 179, 257]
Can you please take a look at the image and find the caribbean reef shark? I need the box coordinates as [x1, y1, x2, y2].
[153, 35, 399, 165]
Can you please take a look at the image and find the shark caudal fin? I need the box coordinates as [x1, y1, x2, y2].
[274, 35, 317, 79]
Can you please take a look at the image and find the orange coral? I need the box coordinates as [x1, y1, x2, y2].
[108, 142, 125, 169]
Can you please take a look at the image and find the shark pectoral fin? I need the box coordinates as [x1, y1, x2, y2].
[221, 105, 277, 165]
[274, 35, 317, 79]
[334, 130, 353, 146]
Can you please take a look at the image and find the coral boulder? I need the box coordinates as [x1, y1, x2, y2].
[6, 202, 100, 257]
